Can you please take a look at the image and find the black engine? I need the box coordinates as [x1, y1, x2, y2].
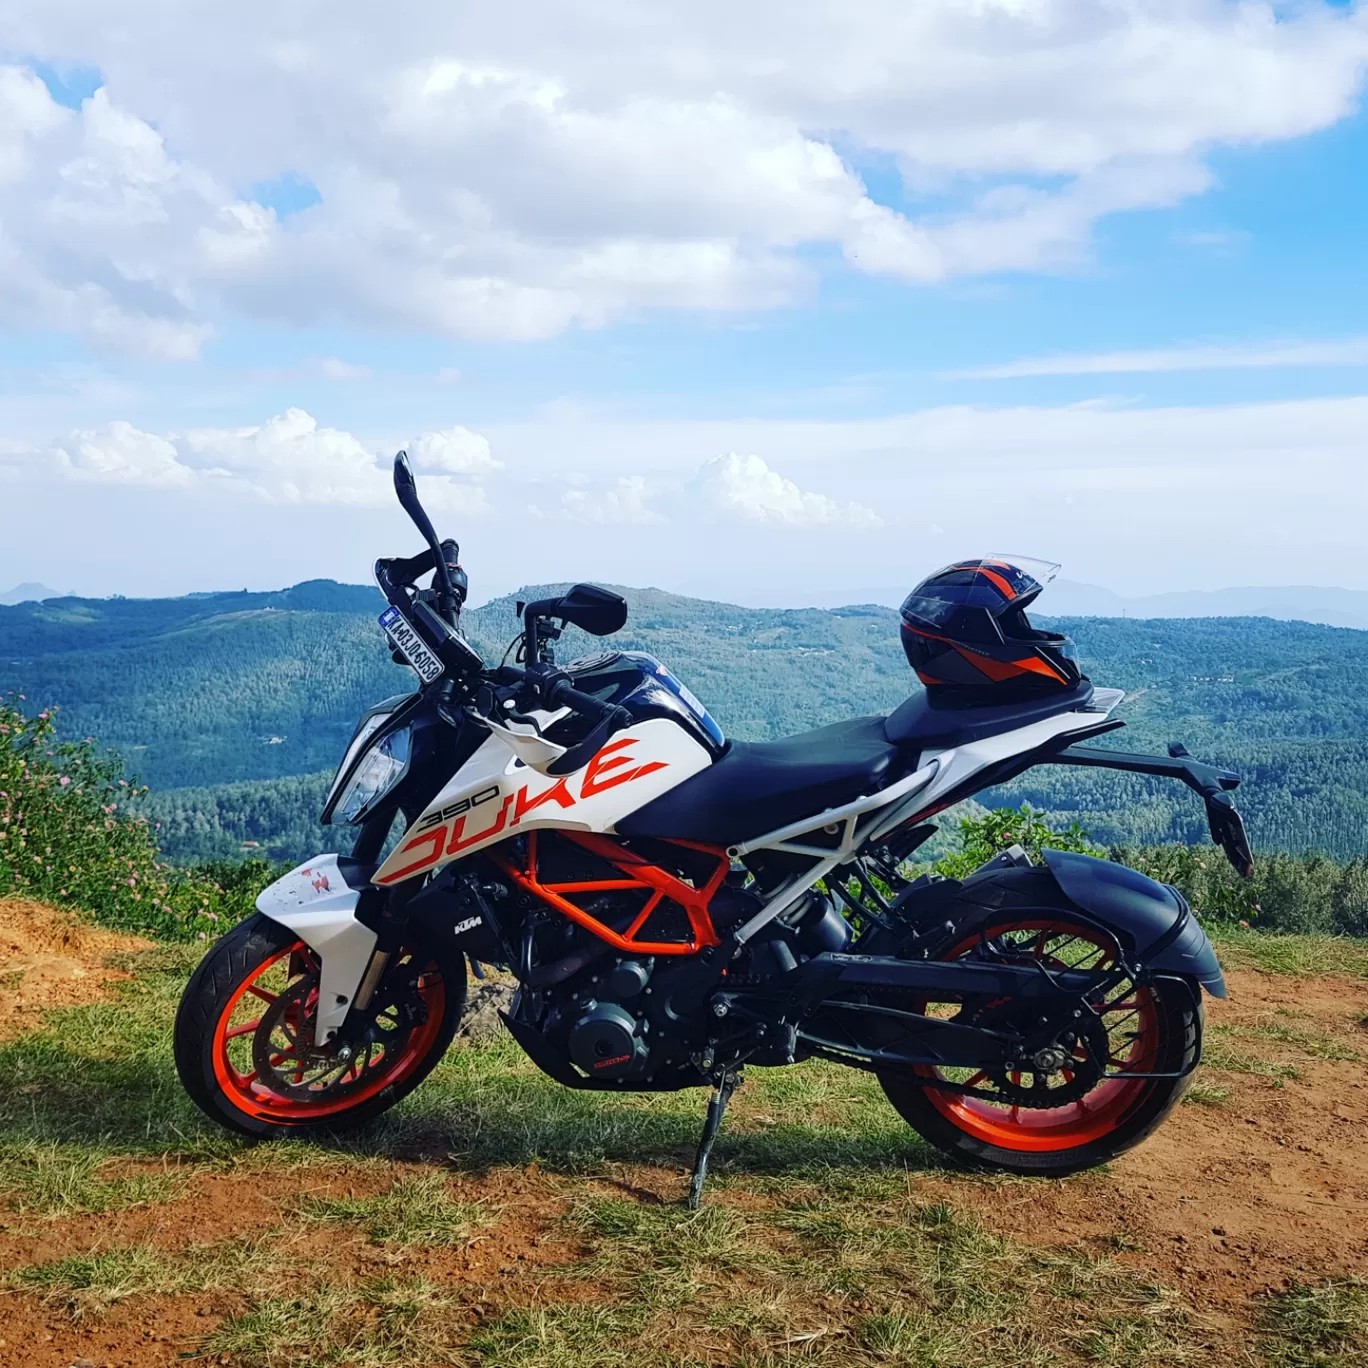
[535, 880, 853, 1084]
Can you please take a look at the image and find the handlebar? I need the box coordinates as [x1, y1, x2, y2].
[479, 664, 632, 774]
[373, 541, 628, 764]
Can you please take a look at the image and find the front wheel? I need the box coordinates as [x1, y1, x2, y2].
[879, 917, 1201, 1177]
[174, 912, 465, 1139]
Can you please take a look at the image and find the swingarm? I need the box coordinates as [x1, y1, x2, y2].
[716, 951, 1124, 1071]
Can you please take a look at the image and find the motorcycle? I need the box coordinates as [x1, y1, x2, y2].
[175, 452, 1254, 1204]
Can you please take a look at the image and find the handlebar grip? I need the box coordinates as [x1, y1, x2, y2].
[544, 679, 614, 719]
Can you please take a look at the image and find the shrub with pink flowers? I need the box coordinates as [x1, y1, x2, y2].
[0, 695, 265, 940]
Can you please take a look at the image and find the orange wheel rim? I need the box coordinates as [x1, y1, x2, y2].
[211, 941, 446, 1123]
[916, 920, 1163, 1153]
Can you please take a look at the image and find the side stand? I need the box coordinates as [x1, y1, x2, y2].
[686, 1068, 740, 1210]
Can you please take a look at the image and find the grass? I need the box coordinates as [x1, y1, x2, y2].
[203, 1276, 463, 1368]
[1261, 1280, 1368, 1367]
[1182, 1080, 1231, 1107]
[297, 1171, 487, 1246]
[1209, 928, 1368, 980]
[3, 933, 1368, 1365]
[1240, 1018, 1362, 1063]
[0, 1140, 182, 1221]
[1202, 1027, 1302, 1081]
[9, 1232, 281, 1318]
[465, 1183, 1201, 1368]
[11, 1242, 174, 1318]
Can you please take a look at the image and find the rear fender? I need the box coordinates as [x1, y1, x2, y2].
[255, 854, 377, 1045]
[1042, 849, 1227, 998]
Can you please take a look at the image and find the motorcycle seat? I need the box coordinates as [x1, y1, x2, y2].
[884, 680, 1095, 751]
[617, 716, 902, 848]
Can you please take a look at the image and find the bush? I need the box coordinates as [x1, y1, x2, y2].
[936, 804, 1367, 938]
[1118, 843, 1368, 937]
[0, 696, 270, 940]
[930, 804, 1101, 882]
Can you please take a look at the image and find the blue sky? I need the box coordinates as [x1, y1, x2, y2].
[3, 1, 1368, 605]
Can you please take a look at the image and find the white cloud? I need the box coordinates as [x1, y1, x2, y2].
[318, 357, 372, 381]
[4, 408, 497, 511]
[5, 395, 1368, 599]
[406, 425, 501, 476]
[2, 2, 1367, 344]
[0, 73, 230, 358]
[559, 475, 662, 524]
[949, 337, 1368, 380]
[49, 420, 191, 488]
[693, 452, 882, 527]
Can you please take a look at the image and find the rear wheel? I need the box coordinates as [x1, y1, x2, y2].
[879, 917, 1200, 1176]
[175, 913, 464, 1139]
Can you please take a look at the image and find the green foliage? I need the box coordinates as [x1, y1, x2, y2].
[6, 577, 1368, 871]
[145, 771, 333, 864]
[1118, 843, 1368, 936]
[935, 806, 1368, 938]
[929, 804, 1101, 881]
[0, 696, 268, 939]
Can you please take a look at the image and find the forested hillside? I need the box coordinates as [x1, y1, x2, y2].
[3, 581, 1366, 861]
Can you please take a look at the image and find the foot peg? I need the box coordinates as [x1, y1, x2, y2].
[686, 1068, 740, 1209]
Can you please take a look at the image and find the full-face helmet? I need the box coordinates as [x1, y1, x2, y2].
[899, 556, 1082, 697]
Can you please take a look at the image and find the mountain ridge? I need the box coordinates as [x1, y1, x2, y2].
[3, 579, 1366, 862]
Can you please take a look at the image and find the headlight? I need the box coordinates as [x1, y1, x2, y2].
[324, 711, 393, 812]
[333, 726, 412, 824]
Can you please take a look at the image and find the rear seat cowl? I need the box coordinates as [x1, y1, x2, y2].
[884, 680, 1095, 751]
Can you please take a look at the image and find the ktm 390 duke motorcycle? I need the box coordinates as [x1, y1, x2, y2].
[176, 452, 1254, 1204]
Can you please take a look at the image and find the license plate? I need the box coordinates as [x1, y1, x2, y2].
[378, 606, 445, 684]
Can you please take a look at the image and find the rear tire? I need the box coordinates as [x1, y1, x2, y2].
[175, 912, 465, 1140]
[879, 916, 1201, 1177]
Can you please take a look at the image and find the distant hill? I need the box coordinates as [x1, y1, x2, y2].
[2, 580, 1366, 862]
[1046, 581, 1368, 631]
[0, 582, 64, 606]
[795, 579, 1368, 631]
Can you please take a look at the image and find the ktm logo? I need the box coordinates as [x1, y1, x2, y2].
[377, 736, 667, 885]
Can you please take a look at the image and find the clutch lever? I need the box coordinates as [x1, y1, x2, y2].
[473, 681, 546, 735]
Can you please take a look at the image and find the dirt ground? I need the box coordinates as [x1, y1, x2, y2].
[0, 897, 149, 1042]
[1, 898, 1366, 1366]
[929, 966, 1368, 1313]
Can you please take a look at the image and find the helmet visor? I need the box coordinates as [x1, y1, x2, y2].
[987, 554, 1061, 588]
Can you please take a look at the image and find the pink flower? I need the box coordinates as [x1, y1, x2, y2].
[128, 877, 137, 887]
[59, 776, 70, 787]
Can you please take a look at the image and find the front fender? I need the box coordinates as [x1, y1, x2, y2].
[1042, 849, 1227, 998]
[255, 854, 377, 1044]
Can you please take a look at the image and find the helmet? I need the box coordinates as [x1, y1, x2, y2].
[899, 556, 1082, 697]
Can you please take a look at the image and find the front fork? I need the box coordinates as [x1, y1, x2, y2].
[254, 854, 385, 1047]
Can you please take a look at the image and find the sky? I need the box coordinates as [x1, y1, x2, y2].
[2, 1, 1368, 607]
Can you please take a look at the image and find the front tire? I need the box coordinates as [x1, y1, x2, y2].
[175, 912, 465, 1139]
[879, 917, 1201, 1177]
